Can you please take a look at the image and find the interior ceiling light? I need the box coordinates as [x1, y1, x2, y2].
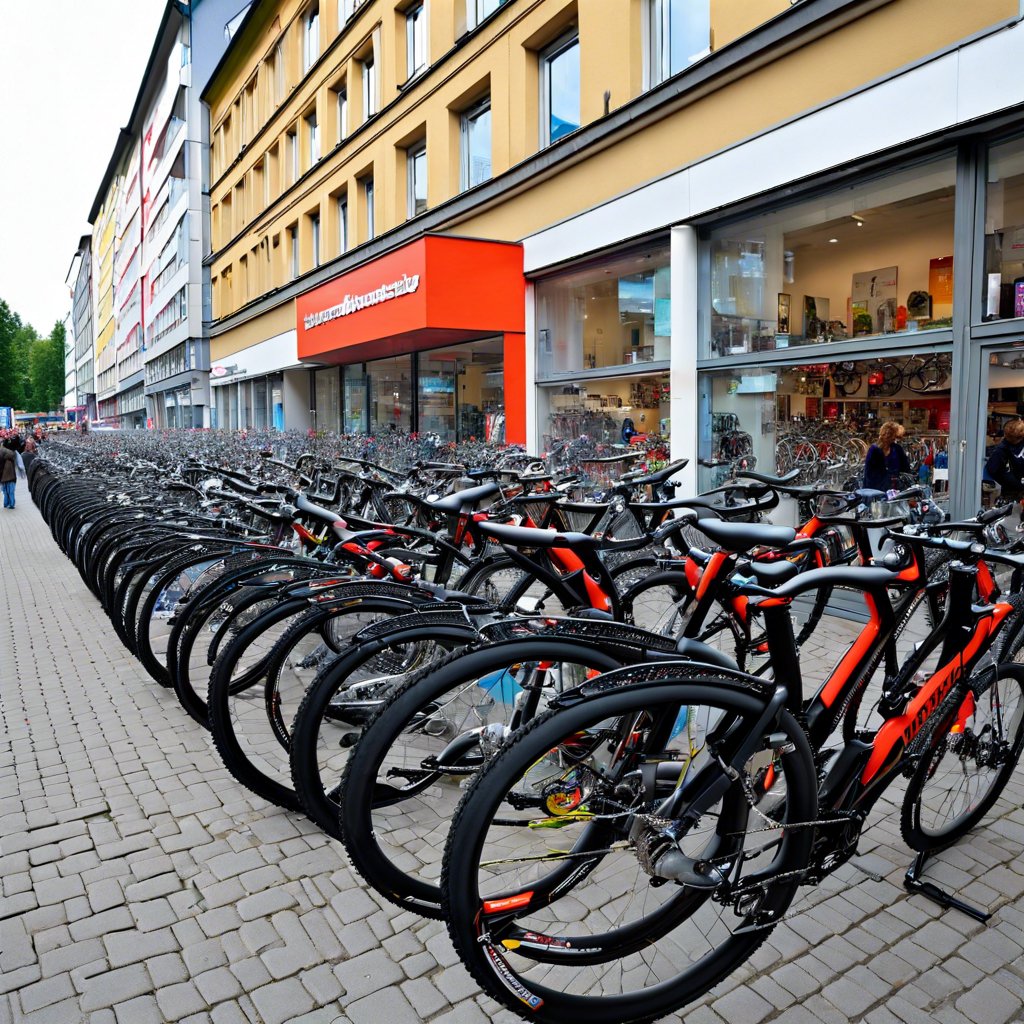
[852, 215, 865, 225]
[828, 237, 839, 244]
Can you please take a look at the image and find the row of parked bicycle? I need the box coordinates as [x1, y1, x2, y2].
[29, 434, 1024, 1024]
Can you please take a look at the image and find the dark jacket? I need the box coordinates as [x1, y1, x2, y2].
[985, 438, 1024, 495]
[863, 442, 910, 491]
[0, 447, 15, 484]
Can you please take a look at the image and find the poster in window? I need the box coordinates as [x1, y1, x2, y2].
[928, 256, 953, 319]
[851, 267, 898, 334]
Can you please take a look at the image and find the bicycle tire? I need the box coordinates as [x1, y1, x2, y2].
[900, 662, 1024, 852]
[442, 669, 816, 1024]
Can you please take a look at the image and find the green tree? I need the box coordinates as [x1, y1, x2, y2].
[0, 301, 26, 408]
[28, 322, 67, 412]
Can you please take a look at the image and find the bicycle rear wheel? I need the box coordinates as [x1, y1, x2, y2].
[443, 667, 816, 1024]
[901, 663, 1024, 852]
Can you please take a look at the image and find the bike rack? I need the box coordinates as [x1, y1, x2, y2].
[903, 851, 991, 922]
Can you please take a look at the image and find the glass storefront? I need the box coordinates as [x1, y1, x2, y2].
[212, 373, 285, 431]
[983, 138, 1024, 322]
[709, 158, 956, 355]
[700, 356, 953, 524]
[982, 347, 1024, 518]
[536, 247, 671, 376]
[315, 340, 505, 440]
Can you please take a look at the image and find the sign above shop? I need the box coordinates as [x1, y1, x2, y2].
[303, 274, 420, 331]
[295, 235, 525, 365]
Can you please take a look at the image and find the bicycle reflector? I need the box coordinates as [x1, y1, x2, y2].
[868, 370, 885, 386]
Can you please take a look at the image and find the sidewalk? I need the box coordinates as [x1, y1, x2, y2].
[1, 475, 1024, 1024]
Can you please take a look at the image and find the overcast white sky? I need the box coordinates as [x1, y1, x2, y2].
[0, 0, 166, 336]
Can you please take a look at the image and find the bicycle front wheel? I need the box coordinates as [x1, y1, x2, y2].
[443, 667, 817, 1024]
[901, 663, 1024, 852]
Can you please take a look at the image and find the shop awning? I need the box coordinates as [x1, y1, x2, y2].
[295, 235, 525, 365]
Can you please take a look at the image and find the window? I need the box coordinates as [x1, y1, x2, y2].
[364, 178, 375, 239]
[707, 157, 956, 357]
[407, 143, 427, 218]
[406, 3, 426, 79]
[274, 41, 285, 103]
[470, 0, 506, 29]
[289, 225, 299, 278]
[650, 0, 711, 84]
[983, 138, 1024, 321]
[263, 154, 271, 205]
[304, 2, 320, 71]
[287, 128, 298, 182]
[540, 33, 580, 146]
[362, 54, 377, 120]
[461, 99, 491, 189]
[307, 110, 320, 165]
[338, 196, 348, 253]
[337, 86, 348, 142]
[311, 212, 321, 268]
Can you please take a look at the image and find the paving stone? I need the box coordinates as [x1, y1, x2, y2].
[80, 965, 153, 1011]
[17, 972, 76, 1014]
[955, 976, 1020, 1024]
[250, 979, 315, 1024]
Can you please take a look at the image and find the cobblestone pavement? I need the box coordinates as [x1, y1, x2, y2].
[3, 474, 1024, 1024]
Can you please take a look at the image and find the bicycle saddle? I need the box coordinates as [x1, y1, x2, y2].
[735, 469, 801, 487]
[479, 521, 601, 551]
[295, 492, 345, 525]
[674, 637, 739, 672]
[695, 519, 796, 552]
[427, 482, 502, 513]
[621, 459, 689, 486]
[738, 564, 899, 600]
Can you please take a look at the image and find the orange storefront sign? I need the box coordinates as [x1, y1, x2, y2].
[296, 235, 527, 442]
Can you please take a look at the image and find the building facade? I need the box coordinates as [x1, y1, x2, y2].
[194, 0, 1024, 522]
[71, 235, 96, 419]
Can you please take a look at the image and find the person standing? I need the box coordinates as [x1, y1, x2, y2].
[985, 418, 1024, 506]
[863, 420, 911, 491]
[0, 442, 16, 509]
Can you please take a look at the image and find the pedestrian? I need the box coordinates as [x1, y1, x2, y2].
[863, 420, 911, 491]
[0, 441, 16, 510]
[985, 418, 1024, 522]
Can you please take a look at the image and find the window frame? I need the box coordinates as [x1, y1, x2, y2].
[539, 30, 580, 149]
[406, 2, 427, 80]
[364, 178, 375, 239]
[468, 0, 505, 31]
[304, 2, 320, 72]
[287, 127, 299, 183]
[306, 109, 320, 166]
[289, 224, 299, 279]
[311, 212, 321, 269]
[407, 140, 428, 218]
[460, 97, 492, 191]
[648, 0, 711, 86]
[362, 54, 377, 121]
[337, 85, 348, 143]
[338, 195, 348, 254]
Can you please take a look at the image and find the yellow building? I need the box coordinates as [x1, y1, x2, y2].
[204, 0, 1024, 517]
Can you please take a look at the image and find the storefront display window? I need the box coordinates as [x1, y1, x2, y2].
[366, 355, 413, 433]
[982, 138, 1024, 322]
[540, 371, 669, 448]
[418, 338, 504, 442]
[314, 366, 340, 432]
[708, 158, 956, 356]
[699, 357, 952, 525]
[982, 346, 1024, 515]
[536, 247, 671, 377]
[343, 365, 367, 433]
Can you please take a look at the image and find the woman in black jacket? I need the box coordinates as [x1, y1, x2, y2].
[985, 418, 1024, 500]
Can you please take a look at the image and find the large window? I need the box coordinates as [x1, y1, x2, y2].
[407, 3, 426, 79]
[419, 338, 505, 442]
[367, 355, 413, 432]
[708, 158, 957, 357]
[304, 2, 320, 71]
[540, 33, 580, 146]
[461, 99, 491, 190]
[649, 0, 710, 84]
[983, 138, 1024, 322]
[536, 247, 671, 378]
[470, 0, 506, 29]
[699, 357, 952, 523]
[314, 366, 340, 432]
[407, 142, 427, 218]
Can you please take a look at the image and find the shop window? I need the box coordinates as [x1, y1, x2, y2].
[461, 98, 491, 190]
[982, 138, 1024, 322]
[407, 3, 427, 80]
[649, 0, 710, 85]
[304, 2, 320, 72]
[419, 338, 505, 441]
[708, 158, 956, 357]
[343, 364, 367, 432]
[536, 247, 671, 378]
[366, 355, 413, 432]
[407, 142, 427, 218]
[314, 366, 340, 432]
[698, 358, 952, 525]
[981, 346, 1024, 509]
[540, 32, 580, 147]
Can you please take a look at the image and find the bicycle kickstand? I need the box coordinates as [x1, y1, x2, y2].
[903, 851, 991, 923]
